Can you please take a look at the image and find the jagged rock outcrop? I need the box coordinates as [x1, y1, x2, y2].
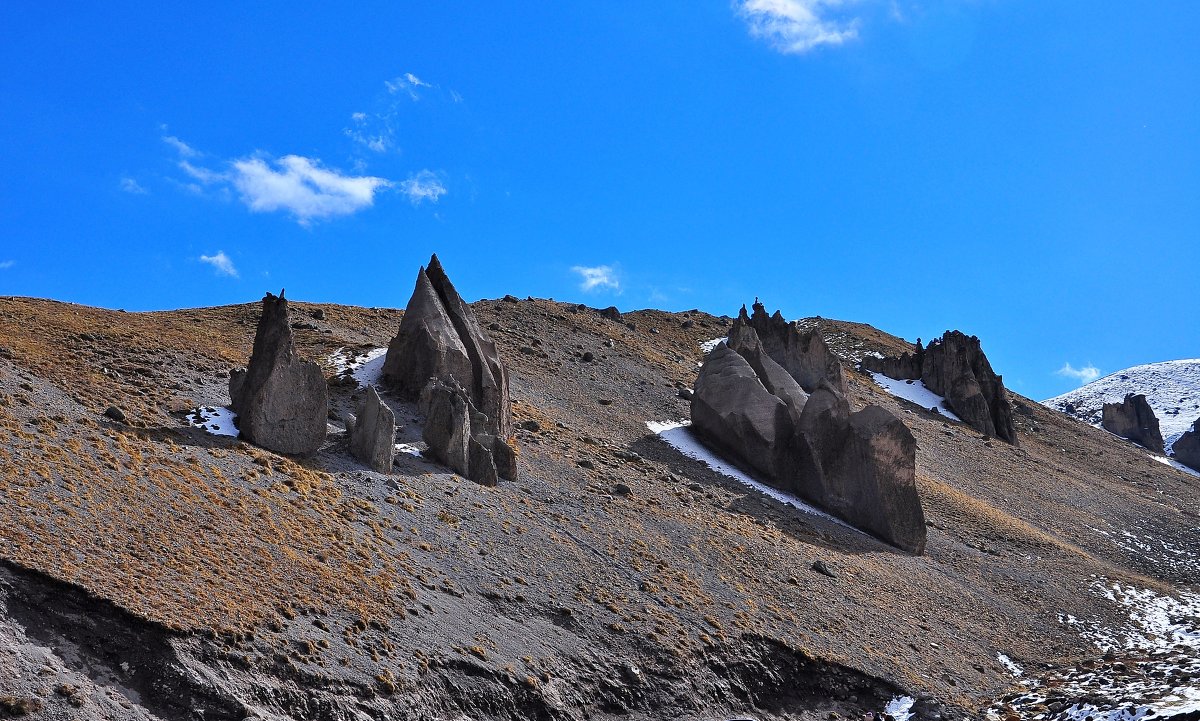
[1102, 394, 1165, 454]
[864, 330, 1018, 445]
[348, 386, 396, 473]
[229, 291, 328, 455]
[731, 301, 847, 395]
[1172, 418, 1200, 471]
[692, 314, 925, 554]
[421, 379, 517, 486]
[382, 255, 515, 484]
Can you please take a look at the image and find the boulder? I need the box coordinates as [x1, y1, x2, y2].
[349, 386, 396, 473]
[382, 255, 516, 484]
[1172, 418, 1200, 471]
[866, 331, 1018, 445]
[691, 326, 925, 554]
[691, 343, 793, 482]
[1102, 394, 1165, 454]
[731, 301, 847, 395]
[420, 379, 517, 486]
[229, 291, 328, 455]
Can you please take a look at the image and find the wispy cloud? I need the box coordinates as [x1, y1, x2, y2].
[178, 149, 391, 225]
[344, 112, 391, 153]
[398, 170, 447, 205]
[119, 176, 148, 194]
[199, 251, 238, 278]
[0, 260, 14, 270]
[572, 265, 621, 293]
[1056, 362, 1101, 385]
[736, 0, 862, 54]
[385, 72, 431, 100]
[162, 135, 199, 157]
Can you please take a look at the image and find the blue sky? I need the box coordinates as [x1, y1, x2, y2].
[1, 2, 1196, 400]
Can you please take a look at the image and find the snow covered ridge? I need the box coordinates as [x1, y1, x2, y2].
[1043, 359, 1200, 452]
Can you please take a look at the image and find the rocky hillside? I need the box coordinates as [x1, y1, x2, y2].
[0, 295, 1198, 721]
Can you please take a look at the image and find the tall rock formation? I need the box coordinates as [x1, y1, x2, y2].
[229, 291, 328, 455]
[1172, 417, 1200, 471]
[864, 330, 1018, 445]
[1101, 394, 1165, 454]
[348, 386, 396, 473]
[382, 255, 515, 484]
[692, 311, 925, 555]
[732, 301, 847, 395]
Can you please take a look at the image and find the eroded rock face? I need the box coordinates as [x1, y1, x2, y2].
[420, 380, 516, 486]
[383, 255, 515, 484]
[1172, 418, 1200, 471]
[691, 320, 925, 554]
[349, 386, 396, 473]
[731, 302, 847, 395]
[865, 330, 1018, 445]
[229, 292, 328, 455]
[1102, 394, 1165, 454]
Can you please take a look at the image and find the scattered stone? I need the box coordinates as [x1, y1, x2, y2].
[811, 559, 837, 578]
[102, 405, 126, 423]
[577, 459, 596, 470]
[502, 294, 519, 303]
[598, 398, 613, 406]
[349, 386, 396, 473]
[519, 419, 541, 432]
[310, 308, 325, 320]
[229, 291, 328, 455]
[613, 482, 632, 496]
[681, 319, 694, 329]
[1102, 393, 1165, 454]
[599, 306, 622, 322]
[582, 351, 595, 363]
[677, 388, 694, 400]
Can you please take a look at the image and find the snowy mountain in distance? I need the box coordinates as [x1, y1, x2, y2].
[1043, 359, 1200, 453]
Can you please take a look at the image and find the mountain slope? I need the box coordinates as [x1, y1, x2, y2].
[0, 297, 1197, 720]
[1043, 359, 1200, 452]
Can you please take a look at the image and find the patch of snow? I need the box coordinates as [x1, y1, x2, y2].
[883, 695, 915, 721]
[646, 420, 853, 530]
[1043, 359, 1200, 454]
[394, 442, 423, 458]
[869, 372, 963, 422]
[1149, 453, 1200, 478]
[185, 406, 239, 437]
[997, 653, 1023, 677]
[996, 580, 1200, 720]
[328, 347, 389, 389]
[699, 337, 725, 354]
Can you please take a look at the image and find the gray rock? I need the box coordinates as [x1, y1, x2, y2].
[1171, 417, 1200, 471]
[599, 306, 622, 322]
[349, 386, 396, 473]
[691, 343, 793, 483]
[865, 330, 1018, 445]
[229, 291, 328, 455]
[102, 406, 125, 423]
[1102, 393, 1165, 454]
[731, 302, 847, 394]
[726, 323, 809, 424]
[382, 255, 516, 484]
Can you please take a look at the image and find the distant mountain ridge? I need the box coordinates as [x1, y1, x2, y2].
[1042, 359, 1200, 452]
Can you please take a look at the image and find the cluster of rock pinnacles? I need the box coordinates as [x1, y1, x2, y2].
[228, 254, 515, 486]
[692, 303, 928, 554]
[1094, 394, 1200, 472]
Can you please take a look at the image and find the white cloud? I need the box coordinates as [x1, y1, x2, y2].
[572, 265, 621, 293]
[344, 112, 392, 153]
[385, 72, 432, 100]
[199, 251, 238, 278]
[1056, 362, 1101, 385]
[736, 0, 862, 54]
[176, 150, 392, 224]
[398, 170, 447, 205]
[0, 260, 14, 270]
[119, 177, 148, 194]
[162, 135, 199, 157]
